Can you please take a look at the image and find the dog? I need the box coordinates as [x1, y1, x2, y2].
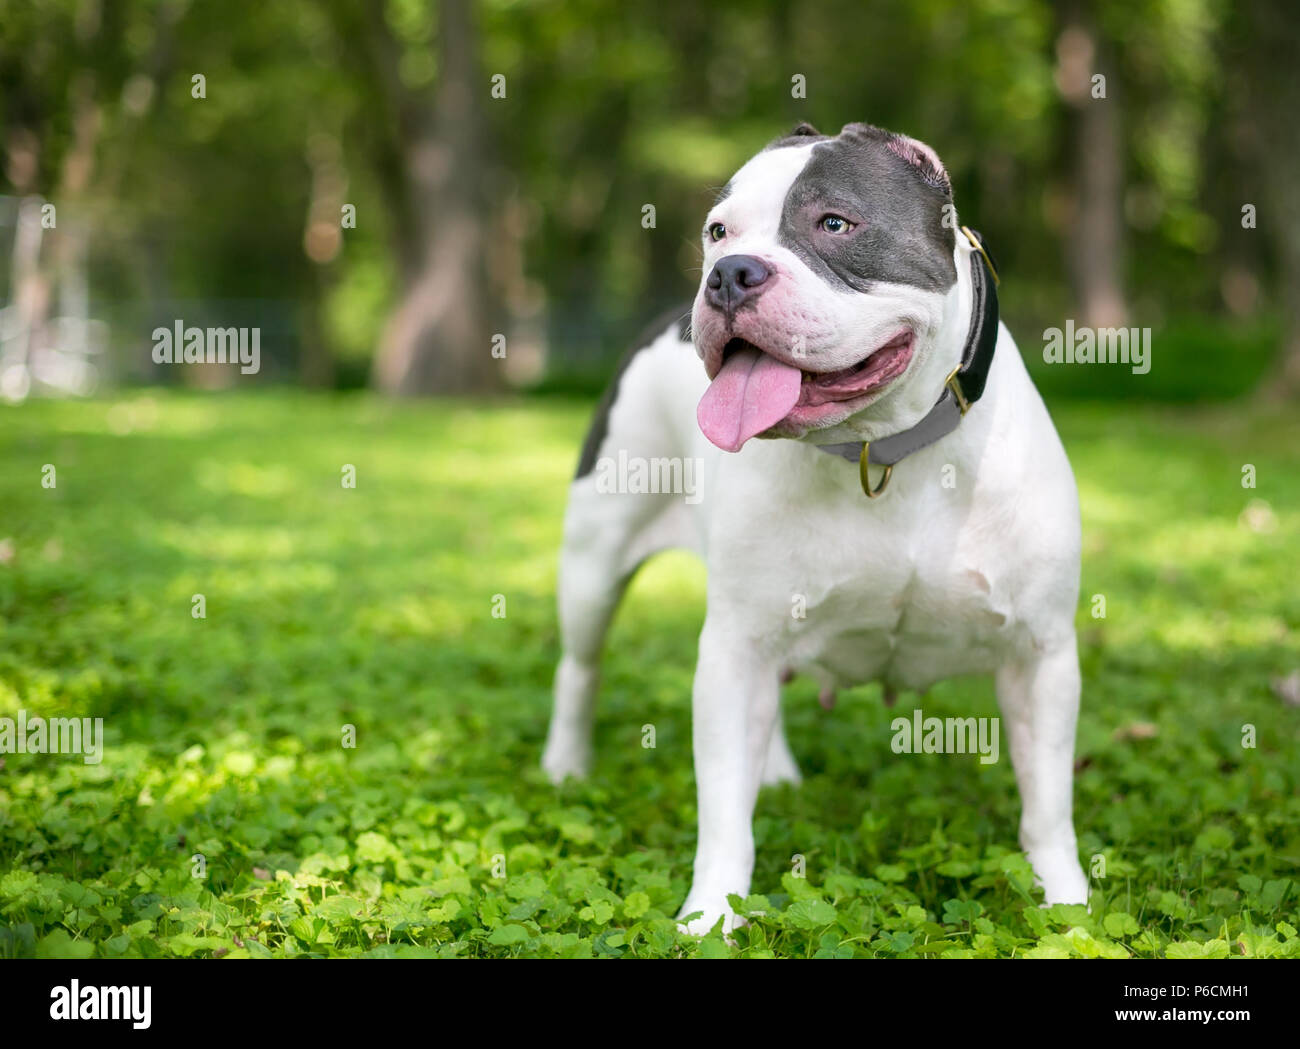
[542, 121, 1088, 934]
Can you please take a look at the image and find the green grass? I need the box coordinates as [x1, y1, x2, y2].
[0, 390, 1297, 959]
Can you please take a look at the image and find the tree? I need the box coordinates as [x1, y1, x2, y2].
[330, 0, 501, 396]
[1238, 0, 1300, 399]
[1054, 0, 1128, 329]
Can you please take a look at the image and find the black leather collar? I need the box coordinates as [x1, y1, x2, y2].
[815, 227, 1000, 496]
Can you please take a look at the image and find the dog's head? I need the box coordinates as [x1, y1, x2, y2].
[692, 122, 967, 452]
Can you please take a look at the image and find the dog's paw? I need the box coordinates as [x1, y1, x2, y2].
[761, 733, 802, 787]
[760, 749, 802, 787]
[540, 740, 590, 784]
[1028, 847, 1089, 907]
[676, 899, 746, 940]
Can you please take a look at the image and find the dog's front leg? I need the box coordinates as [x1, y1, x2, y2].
[677, 615, 780, 935]
[996, 639, 1090, 906]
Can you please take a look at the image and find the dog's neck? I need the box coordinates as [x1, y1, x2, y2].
[813, 227, 999, 482]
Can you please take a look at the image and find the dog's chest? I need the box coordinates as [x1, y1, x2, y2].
[715, 462, 1020, 691]
[790, 546, 1014, 690]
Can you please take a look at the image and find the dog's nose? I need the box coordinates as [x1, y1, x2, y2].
[705, 254, 771, 313]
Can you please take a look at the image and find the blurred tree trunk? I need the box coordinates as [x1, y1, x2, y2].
[1055, 0, 1129, 328]
[2, 53, 103, 393]
[1241, 0, 1300, 400]
[367, 0, 501, 396]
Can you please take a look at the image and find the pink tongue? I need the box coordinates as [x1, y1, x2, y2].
[697, 346, 803, 452]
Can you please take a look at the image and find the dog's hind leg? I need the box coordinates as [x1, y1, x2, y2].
[542, 475, 693, 782]
[542, 312, 712, 783]
[761, 705, 801, 786]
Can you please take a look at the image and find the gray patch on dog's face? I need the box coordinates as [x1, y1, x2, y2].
[777, 123, 957, 293]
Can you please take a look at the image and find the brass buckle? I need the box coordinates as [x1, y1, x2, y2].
[960, 225, 999, 286]
[859, 442, 892, 498]
[944, 366, 971, 416]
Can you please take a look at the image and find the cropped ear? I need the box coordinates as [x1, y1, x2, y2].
[838, 122, 951, 196]
[883, 133, 951, 195]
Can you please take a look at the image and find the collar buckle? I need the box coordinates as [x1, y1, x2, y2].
[944, 366, 972, 416]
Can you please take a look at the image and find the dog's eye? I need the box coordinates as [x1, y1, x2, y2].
[819, 215, 855, 234]
[707, 222, 727, 242]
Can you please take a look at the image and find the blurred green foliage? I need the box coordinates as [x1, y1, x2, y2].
[0, 0, 1287, 391]
[0, 390, 1296, 957]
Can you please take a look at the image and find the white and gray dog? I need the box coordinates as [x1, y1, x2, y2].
[543, 121, 1088, 934]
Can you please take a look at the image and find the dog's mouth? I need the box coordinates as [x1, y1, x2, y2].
[698, 331, 914, 452]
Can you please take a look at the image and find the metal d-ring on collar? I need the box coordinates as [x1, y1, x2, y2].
[826, 226, 1001, 498]
[858, 442, 892, 498]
